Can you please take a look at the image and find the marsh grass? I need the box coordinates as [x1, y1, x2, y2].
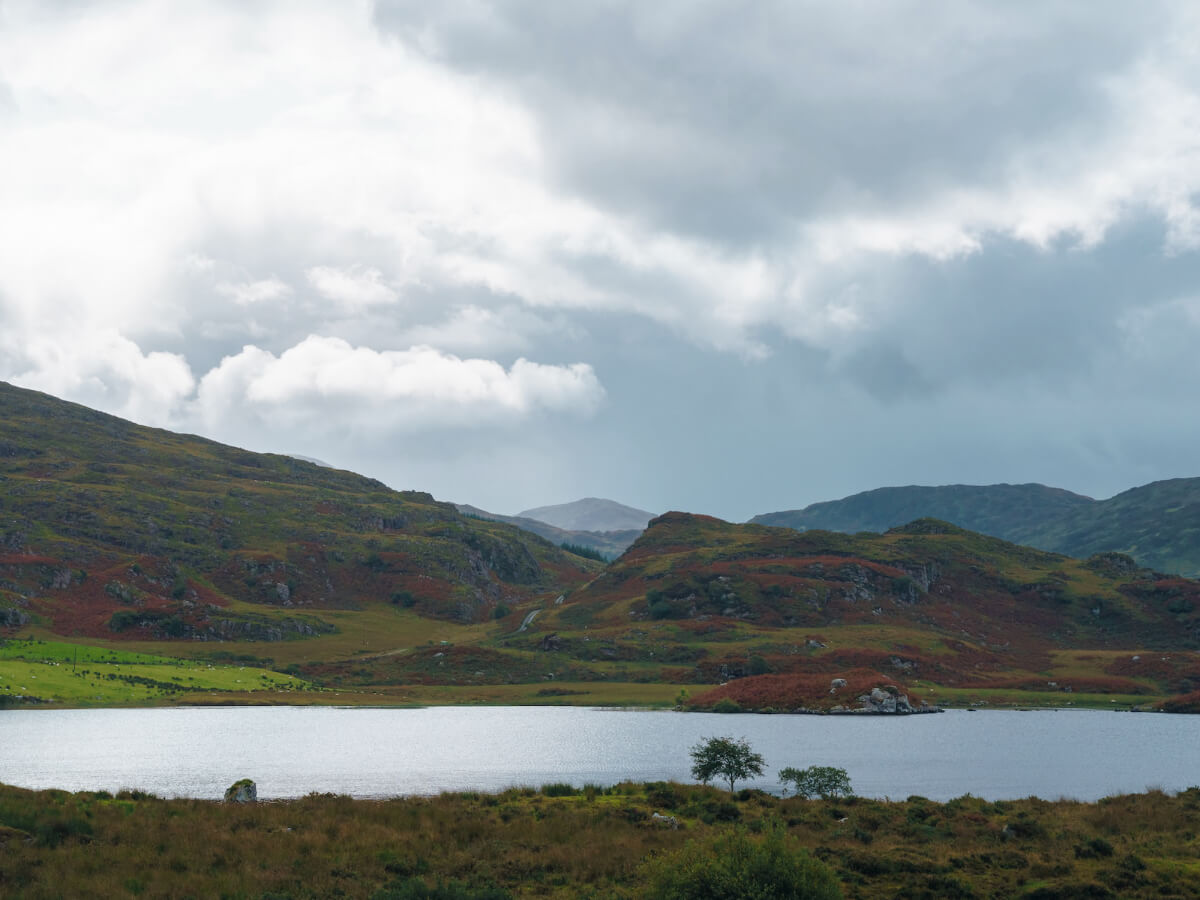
[1, 782, 1199, 898]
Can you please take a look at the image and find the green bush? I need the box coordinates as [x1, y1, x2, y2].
[1073, 837, 1114, 859]
[639, 821, 842, 899]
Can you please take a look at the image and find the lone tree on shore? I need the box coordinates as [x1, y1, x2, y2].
[689, 736, 765, 792]
[779, 765, 853, 800]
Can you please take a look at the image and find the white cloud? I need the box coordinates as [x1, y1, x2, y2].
[5, 328, 195, 427]
[399, 305, 548, 353]
[215, 277, 292, 306]
[306, 265, 398, 310]
[195, 335, 604, 431]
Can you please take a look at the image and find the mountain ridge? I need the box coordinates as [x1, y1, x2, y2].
[752, 480, 1200, 577]
[517, 497, 656, 532]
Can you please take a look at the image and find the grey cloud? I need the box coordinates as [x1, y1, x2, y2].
[814, 218, 1200, 399]
[374, 0, 1171, 246]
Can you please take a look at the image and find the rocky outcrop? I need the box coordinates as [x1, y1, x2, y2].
[843, 686, 938, 714]
[224, 779, 257, 803]
[0, 606, 30, 627]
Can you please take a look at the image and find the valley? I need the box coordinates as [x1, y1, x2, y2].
[2, 381, 1200, 714]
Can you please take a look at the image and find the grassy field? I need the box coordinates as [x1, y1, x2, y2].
[0, 639, 310, 707]
[1, 780, 1198, 898]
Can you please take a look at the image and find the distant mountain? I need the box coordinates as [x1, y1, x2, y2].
[1012, 478, 1200, 578]
[453, 504, 641, 560]
[752, 484, 1093, 538]
[517, 497, 656, 533]
[752, 479, 1200, 578]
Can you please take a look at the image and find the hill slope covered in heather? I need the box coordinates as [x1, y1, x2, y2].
[0, 381, 597, 650]
[515, 512, 1200, 711]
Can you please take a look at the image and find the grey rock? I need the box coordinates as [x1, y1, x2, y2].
[224, 779, 257, 803]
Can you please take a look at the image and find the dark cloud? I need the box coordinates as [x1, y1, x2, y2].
[374, 0, 1170, 246]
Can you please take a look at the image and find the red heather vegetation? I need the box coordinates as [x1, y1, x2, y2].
[690, 668, 908, 711]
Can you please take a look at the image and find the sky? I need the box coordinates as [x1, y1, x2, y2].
[3, 1, 1200, 521]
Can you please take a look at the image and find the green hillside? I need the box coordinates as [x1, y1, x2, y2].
[750, 483, 1093, 540]
[517, 513, 1200, 712]
[4, 381, 1200, 714]
[1012, 478, 1200, 577]
[752, 480, 1200, 578]
[0, 381, 597, 676]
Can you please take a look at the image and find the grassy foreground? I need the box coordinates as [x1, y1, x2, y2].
[1, 781, 1199, 898]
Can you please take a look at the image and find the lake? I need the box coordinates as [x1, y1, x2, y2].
[1, 706, 1196, 802]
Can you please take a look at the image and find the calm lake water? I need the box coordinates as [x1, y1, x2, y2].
[1, 706, 1196, 802]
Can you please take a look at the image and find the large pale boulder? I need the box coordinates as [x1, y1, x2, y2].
[224, 779, 257, 803]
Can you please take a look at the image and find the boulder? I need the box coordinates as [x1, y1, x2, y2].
[224, 779, 257, 803]
[829, 678, 848, 693]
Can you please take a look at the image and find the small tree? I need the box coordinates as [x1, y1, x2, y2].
[779, 765, 852, 800]
[690, 736, 765, 792]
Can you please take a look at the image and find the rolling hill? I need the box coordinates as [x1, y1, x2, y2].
[514, 512, 1200, 711]
[751, 483, 1093, 537]
[0, 381, 597, 649]
[752, 480, 1200, 578]
[4, 381, 1200, 714]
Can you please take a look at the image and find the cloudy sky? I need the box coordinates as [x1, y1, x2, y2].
[3, 1, 1200, 520]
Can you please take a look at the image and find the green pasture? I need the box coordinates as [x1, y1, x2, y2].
[0, 640, 311, 707]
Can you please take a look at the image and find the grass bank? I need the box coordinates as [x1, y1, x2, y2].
[1, 781, 1199, 898]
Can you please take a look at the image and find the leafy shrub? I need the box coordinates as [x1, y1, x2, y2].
[713, 698, 742, 713]
[1073, 837, 1114, 859]
[34, 816, 93, 847]
[639, 821, 842, 899]
[539, 782, 578, 797]
[1004, 814, 1045, 840]
[108, 610, 142, 632]
[646, 781, 684, 810]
